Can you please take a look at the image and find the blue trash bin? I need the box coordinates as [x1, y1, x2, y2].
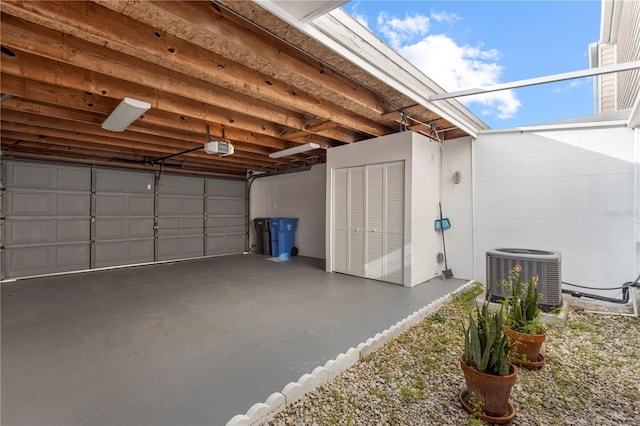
[269, 218, 298, 258]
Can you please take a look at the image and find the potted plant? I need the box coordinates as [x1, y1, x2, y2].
[459, 302, 516, 423]
[502, 265, 547, 368]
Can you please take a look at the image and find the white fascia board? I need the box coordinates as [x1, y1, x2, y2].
[601, 0, 622, 43]
[479, 120, 629, 134]
[255, 1, 485, 137]
[272, 0, 349, 23]
[628, 92, 640, 129]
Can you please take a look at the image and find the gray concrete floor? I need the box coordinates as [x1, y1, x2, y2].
[1, 255, 467, 426]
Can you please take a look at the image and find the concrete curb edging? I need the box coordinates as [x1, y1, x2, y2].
[226, 280, 476, 426]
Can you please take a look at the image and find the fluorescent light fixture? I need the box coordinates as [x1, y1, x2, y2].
[101, 97, 151, 132]
[269, 142, 320, 158]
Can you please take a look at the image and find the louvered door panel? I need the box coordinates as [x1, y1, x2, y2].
[384, 161, 405, 284]
[366, 165, 384, 280]
[349, 167, 365, 277]
[333, 169, 349, 274]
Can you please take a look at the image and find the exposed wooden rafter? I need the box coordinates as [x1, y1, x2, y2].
[0, 0, 471, 176]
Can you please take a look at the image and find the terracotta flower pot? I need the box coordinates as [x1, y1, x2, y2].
[505, 327, 546, 363]
[459, 353, 517, 418]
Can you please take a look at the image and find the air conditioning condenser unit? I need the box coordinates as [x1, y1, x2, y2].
[486, 248, 562, 312]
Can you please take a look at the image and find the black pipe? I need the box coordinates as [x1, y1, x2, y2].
[562, 287, 630, 304]
[561, 274, 639, 304]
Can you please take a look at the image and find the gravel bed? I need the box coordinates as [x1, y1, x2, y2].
[267, 284, 640, 425]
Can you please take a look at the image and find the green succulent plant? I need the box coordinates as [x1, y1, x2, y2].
[462, 302, 511, 376]
[502, 265, 545, 334]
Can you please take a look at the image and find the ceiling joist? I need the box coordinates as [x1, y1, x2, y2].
[0, 0, 472, 175]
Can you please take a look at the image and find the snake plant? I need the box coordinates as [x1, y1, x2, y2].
[503, 266, 544, 334]
[463, 302, 511, 376]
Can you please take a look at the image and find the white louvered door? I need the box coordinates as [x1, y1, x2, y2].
[366, 164, 384, 280]
[384, 161, 404, 284]
[349, 166, 366, 277]
[332, 161, 404, 284]
[333, 169, 349, 274]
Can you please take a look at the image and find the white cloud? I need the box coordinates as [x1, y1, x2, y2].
[352, 12, 369, 28]
[377, 15, 521, 120]
[377, 12, 430, 50]
[430, 10, 461, 24]
[348, 2, 370, 29]
[551, 77, 589, 94]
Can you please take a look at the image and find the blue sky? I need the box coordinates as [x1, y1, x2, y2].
[343, 1, 602, 128]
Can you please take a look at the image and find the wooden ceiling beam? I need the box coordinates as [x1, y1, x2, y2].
[2, 109, 319, 164]
[1, 98, 283, 156]
[2, 144, 248, 178]
[0, 8, 391, 137]
[0, 119, 279, 169]
[0, 74, 299, 150]
[93, 0, 392, 116]
[0, 51, 292, 143]
[1, 133, 252, 173]
[0, 14, 307, 131]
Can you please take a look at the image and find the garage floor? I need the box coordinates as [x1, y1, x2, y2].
[1, 255, 468, 425]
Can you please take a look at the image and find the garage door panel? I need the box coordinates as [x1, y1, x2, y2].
[96, 169, 154, 194]
[206, 234, 245, 255]
[57, 219, 91, 242]
[5, 219, 89, 245]
[206, 178, 245, 197]
[5, 243, 90, 277]
[159, 175, 203, 196]
[207, 198, 244, 215]
[96, 219, 127, 240]
[129, 218, 154, 238]
[56, 194, 90, 216]
[56, 244, 90, 267]
[95, 195, 154, 217]
[159, 196, 203, 216]
[128, 196, 154, 216]
[96, 195, 126, 216]
[158, 217, 202, 237]
[7, 191, 91, 217]
[206, 217, 244, 235]
[94, 240, 154, 268]
[7, 162, 90, 191]
[95, 219, 154, 240]
[158, 236, 203, 260]
[6, 220, 51, 245]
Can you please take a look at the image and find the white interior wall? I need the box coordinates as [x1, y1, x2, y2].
[249, 164, 326, 259]
[442, 137, 474, 280]
[474, 124, 636, 297]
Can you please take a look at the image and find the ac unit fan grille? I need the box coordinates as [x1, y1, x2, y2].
[486, 249, 562, 312]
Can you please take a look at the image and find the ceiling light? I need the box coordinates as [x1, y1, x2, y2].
[101, 97, 151, 132]
[269, 142, 320, 158]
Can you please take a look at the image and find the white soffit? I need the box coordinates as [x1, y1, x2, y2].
[265, 1, 348, 23]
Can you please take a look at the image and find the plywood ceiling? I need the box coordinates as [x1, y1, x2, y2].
[0, 0, 471, 178]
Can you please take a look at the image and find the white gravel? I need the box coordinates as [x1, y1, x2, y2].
[267, 284, 640, 425]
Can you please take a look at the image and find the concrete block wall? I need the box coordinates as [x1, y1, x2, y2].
[442, 136, 474, 280]
[474, 124, 636, 297]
